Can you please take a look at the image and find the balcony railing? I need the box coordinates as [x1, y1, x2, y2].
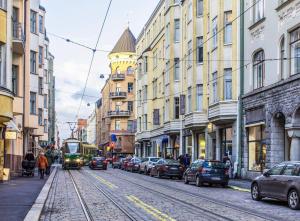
[111, 73, 125, 81]
[109, 91, 127, 99]
[108, 110, 131, 117]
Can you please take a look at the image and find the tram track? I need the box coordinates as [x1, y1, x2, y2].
[72, 170, 143, 221]
[101, 169, 281, 221]
[85, 169, 235, 221]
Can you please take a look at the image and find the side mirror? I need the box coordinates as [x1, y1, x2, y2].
[263, 171, 270, 177]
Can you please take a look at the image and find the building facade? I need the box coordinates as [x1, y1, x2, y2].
[87, 110, 96, 145]
[0, 0, 54, 180]
[48, 52, 56, 145]
[241, 0, 300, 179]
[98, 28, 137, 156]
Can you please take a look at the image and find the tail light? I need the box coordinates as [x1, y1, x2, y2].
[103, 160, 107, 164]
[179, 166, 183, 171]
[199, 167, 208, 174]
[92, 160, 96, 165]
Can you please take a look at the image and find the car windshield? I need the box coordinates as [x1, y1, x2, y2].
[150, 158, 160, 162]
[165, 159, 179, 165]
[203, 161, 225, 169]
[94, 157, 105, 161]
[66, 142, 80, 154]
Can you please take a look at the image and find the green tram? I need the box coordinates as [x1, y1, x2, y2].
[62, 138, 84, 169]
[82, 143, 98, 165]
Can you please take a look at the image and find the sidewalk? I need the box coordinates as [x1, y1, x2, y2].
[228, 179, 252, 192]
[0, 170, 48, 221]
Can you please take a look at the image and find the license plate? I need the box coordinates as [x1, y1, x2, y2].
[170, 167, 177, 170]
[211, 177, 221, 180]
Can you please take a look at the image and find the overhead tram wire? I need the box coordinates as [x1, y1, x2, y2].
[75, 0, 113, 120]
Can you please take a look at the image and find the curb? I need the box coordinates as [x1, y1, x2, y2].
[24, 166, 58, 221]
[228, 185, 250, 193]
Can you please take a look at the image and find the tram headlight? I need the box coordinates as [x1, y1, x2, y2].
[65, 158, 70, 162]
[76, 158, 81, 163]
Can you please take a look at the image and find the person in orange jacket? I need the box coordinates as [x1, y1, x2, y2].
[38, 152, 48, 179]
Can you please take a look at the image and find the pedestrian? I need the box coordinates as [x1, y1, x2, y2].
[183, 154, 191, 168]
[38, 152, 48, 179]
[223, 154, 233, 178]
[178, 155, 184, 166]
[45, 146, 53, 175]
[25, 150, 35, 161]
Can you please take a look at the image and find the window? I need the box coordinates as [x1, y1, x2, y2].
[165, 99, 170, 121]
[38, 77, 43, 95]
[280, 37, 285, 79]
[143, 85, 148, 102]
[174, 19, 180, 42]
[174, 97, 180, 119]
[224, 69, 232, 100]
[30, 10, 37, 33]
[144, 114, 148, 130]
[38, 108, 43, 126]
[44, 94, 47, 108]
[188, 3, 192, 22]
[38, 46, 43, 65]
[0, 45, 6, 87]
[0, 0, 7, 10]
[128, 101, 133, 112]
[115, 120, 121, 130]
[196, 84, 203, 111]
[144, 56, 148, 73]
[187, 40, 192, 68]
[212, 72, 218, 103]
[30, 92, 36, 114]
[30, 51, 37, 74]
[212, 17, 218, 49]
[187, 87, 192, 113]
[253, 50, 265, 89]
[253, 0, 264, 23]
[44, 119, 48, 133]
[268, 164, 285, 176]
[127, 120, 133, 132]
[128, 83, 133, 93]
[197, 37, 203, 63]
[12, 65, 18, 95]
[282, 164, 298, 176]
[174, 0, 180, 4]
[165, 61, 170, 84]
[138, 117, 141, 132]
[153, 50, 158, 68]
[127, 66, 134, 75]
[39, 15, 44, 33]
[290, 27, 300, 75]
[248, 125, 266, 171]
[166, 23, 170, 47]
[45, 45, 48, 59]
[224, 11, 232, 44]
[197, 0, 203, 16]
[138, 90, 142, 106]
[44, 70, 48, 84]
[116, 104, 121, 112]
[153, 109, 160, 125]
[174, 58, 180, 81]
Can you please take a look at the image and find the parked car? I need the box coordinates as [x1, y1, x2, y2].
[251, 161, 300, 210]
[112, 156, 125, 169]
[183, 160, 229, 187]
[150, 159, 183, 179]
[89, 157, 108, 170]
[139, 157, 161, 174]
[126, 157, 142, 172]
[121, 157, 131, 170]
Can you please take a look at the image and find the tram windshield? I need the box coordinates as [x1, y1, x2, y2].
[66, 142, 80, 154]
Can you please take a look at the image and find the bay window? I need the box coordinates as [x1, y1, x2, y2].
[290, 27, 300, 75]
[224, 11, 232, 44]
[196, 84, 203, 111]
[224, 69, 232, 100]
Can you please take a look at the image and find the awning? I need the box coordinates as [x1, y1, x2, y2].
[4, 120, 20, 132]
[245, 121, 265, 128]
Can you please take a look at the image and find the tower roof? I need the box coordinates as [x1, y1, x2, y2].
[110, 28, 136, 54]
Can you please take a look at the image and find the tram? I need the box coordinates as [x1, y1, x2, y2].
[81, 143, 98, 165]
[62, 138, 84, 169]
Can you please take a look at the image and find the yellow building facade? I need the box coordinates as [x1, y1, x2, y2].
[98, 28, 137, 155]
[135, 0, 240, 166]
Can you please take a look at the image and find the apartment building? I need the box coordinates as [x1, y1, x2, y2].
[0, 0, 54, 180]
[241, 0, 300, 179]
[48, 52, 56, 145]
[98, 28, 137, 156]
[87, 110, 96, 145]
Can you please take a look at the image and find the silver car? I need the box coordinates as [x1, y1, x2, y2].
[139, 157, 161, 175]
[251, 161, 300, 210]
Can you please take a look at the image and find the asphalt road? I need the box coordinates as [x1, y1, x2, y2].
[40, 167, 300, 221]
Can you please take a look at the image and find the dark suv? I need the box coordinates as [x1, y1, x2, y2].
[251, 161, 300, 210]
[183, 160, 229, 187]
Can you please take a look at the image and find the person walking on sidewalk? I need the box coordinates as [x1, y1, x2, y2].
[38, 152, 48, 179]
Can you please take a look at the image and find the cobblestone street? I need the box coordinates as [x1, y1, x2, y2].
[39, 167, 300, 221]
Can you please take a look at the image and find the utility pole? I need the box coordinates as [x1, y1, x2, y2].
[66, 122, 77, 139]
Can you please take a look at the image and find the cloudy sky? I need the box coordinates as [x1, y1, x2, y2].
[42, 0, 160, 140]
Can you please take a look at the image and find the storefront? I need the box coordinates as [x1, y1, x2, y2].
[196, 133, 206, 159]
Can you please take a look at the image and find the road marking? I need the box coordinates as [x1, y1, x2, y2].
[86, 171, 118, 189]
[127, 195, 176, 221]
[229, 185, 250, 192]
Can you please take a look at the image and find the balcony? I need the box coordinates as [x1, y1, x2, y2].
[12, 22, 24, 55]
[184, 112, 208, 129]
[111, 73, 125, 81]
[108, 110, 131, 118]
[164, 120, 181, 134]
[110, 91, 127, 99]
[208, 100, 238, 124]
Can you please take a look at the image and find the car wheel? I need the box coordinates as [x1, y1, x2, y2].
[221, 182, 228, 188]
[251, 183, 262, 201]
[184, 175, 189, 184]
[288, 189, 300, 210]
[157, 171, 162, 179]
[178, 176, 182, 180]
[196, 176, 202, 187]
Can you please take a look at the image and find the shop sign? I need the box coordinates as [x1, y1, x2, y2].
[5, 131, 17, 140]
[246, 107, 265, 125]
